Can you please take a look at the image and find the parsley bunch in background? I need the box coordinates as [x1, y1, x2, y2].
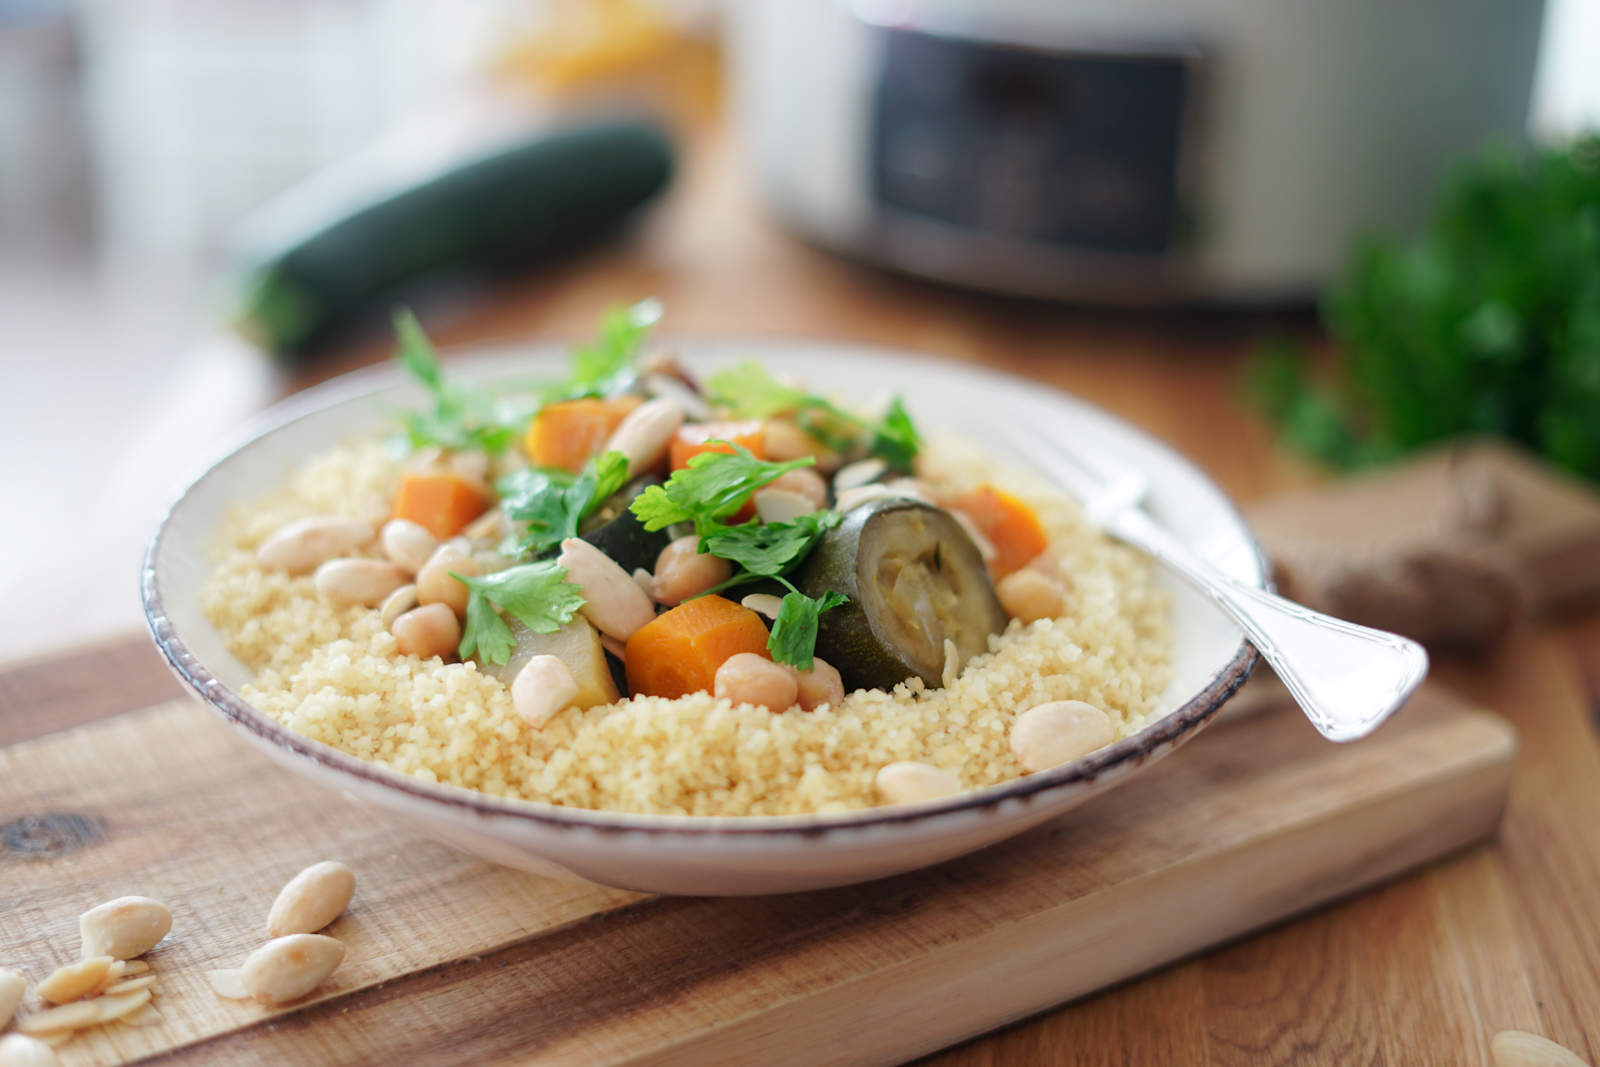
[1249, 137, 1600, 481]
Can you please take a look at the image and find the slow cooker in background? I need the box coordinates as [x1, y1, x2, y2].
[729, 0, 1546, 304]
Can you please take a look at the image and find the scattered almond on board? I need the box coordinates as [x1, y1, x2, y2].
[1, 861, 357, 1059]
[210, 860, 355, 1004]
[1491, 1031, 1592, 1067]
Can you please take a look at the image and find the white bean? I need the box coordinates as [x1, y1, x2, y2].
[788, 656, 844, 711]
[1010, 700, 1114, 772]
[766, 467, 828, 508]
[603, 396, 685, 476]
[875, 762, 961, 804]
[380, 518, 438, 574]
[267, 861, 356, 937]
[0, 1035, 62, 1067]
[652, 536, 732, 607]
[256, 516, 374, 575]
[995, 568, 1066, 624]
[239, 934, 344, 1005]
[79, 896, 172, 961]
[557, 538, 657, 641]
[314, 559, 409, 607]
[512, 655, 581, 729]
[754, 488, 816, 524]
[0, 969, 24, 1030]
[714, 653, 798, 710]
[415, 544, 479, 618]
[391, 604, 461, 661]
[1490, 1031, 1589, 1067]
[833, 458, 887, 494]
[379, 583, 419, 630]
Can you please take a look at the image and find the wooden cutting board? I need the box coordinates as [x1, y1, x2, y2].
[0, 683, 1513, 1067]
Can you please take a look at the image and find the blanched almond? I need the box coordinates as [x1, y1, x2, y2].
[380, 518, 438, 573]
[0, 1034, 63, 1066]
[256, 516, 375, 574]
[1490, 1031, 1589, 1067]
[876, 762, 961, 804]
[240, 935, 345, 1005]
[267, 861, 356, 937]
[79, 896, 172, 960]
[512, 655, 580, 730]
[1010, 700, 1114, 772]
[558, 538, 656, 641]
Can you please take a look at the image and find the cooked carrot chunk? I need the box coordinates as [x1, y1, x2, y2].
[525, 396, 643, 473]
[669, 420, 767, 472]
[393, 471, 493, 540]
[624, 595, 772, 700]
[949, 484, 1049, 579]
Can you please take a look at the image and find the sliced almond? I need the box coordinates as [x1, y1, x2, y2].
[103, 975, 156, 996]
[86, 960, 125, 999]
[92, 988, 152, 1023]
[26, 1030, 74, 1049]
[207, 969, 251, 1001]
[17, 1001, 101, 1033]
[118, 1003, 163, 1028]
[118, 960, 150, 976]
[35, 958, 112, 1005]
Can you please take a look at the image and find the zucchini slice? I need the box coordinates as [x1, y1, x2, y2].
[790, 498, 1007, 691]
[578, 477, 672, 576]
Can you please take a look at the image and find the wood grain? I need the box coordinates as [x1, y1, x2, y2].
[0, 685, 1508, 1066]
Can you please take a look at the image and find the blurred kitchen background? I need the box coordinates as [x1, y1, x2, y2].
[1, 0, 1596, 662]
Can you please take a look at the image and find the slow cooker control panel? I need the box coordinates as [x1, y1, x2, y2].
[872, 28, 1193, 257]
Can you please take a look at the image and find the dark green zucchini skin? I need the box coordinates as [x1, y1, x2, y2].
[789, 498, 1006, 692]
[532, 477, 671, 576]
[236, 122, 674, 357]
[579, 499, 672, 576]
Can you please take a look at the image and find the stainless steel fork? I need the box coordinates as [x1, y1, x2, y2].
[1009, 421, 1429, 742]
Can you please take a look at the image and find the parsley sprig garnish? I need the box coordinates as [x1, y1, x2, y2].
[451, 561, 586, 665]
[552, 298, 662, 402]
[630, 448, 850, 668]
[705, 361, 922, 472]
[498, 451, 630, 556]
[768, 589, 849, 672]
[394, 309, 524, 455]
[630, 444, 816, 537]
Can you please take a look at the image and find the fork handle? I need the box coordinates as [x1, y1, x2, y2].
[1107, 508, 1429, 741]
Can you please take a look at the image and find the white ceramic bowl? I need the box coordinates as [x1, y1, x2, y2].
[143, 340, 1260, 896]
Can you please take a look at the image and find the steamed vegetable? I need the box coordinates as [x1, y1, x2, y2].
[705, 361, 922, 472]
[624, 595, 773, 699]
[949, 485, 1049, 578]
[670, 420, 766, 471]
[790, 498, 1006, 690]
[630, 445, 814, 537]
[524, 396, 642, 472]
[1248, 136, 1600, 481]
[392, 469, 493, 539]
[498, 451, 630, 555]
[474, 615, 619, 708]
[451, 561, 586, 665]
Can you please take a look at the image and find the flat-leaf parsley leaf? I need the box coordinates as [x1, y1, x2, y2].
[450, 562, 586, 665]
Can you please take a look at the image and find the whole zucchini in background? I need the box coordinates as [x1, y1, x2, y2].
[229, 121, 675, 358]
[790, 498, 1007, 692]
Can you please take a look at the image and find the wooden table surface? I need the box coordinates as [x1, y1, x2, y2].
[5, 120, 1600, 1066]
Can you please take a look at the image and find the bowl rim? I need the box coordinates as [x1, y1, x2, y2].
[142, 338, 1262, 836]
